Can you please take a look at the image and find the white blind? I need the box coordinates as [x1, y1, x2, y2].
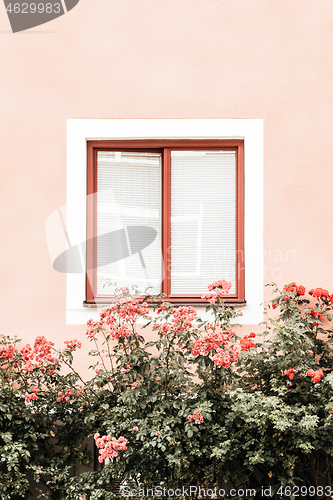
[170, 150, 236, 295]
[96, 151, 161, 296]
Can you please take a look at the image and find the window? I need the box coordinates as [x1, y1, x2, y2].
[86, 139, 244, 304]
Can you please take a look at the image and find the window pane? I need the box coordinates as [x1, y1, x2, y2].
[170, 150, 236, 295]
[96, 151, 161, 295]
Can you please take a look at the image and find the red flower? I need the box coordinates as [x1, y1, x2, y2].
[283, 283, 297, 293]
[240, 334, 256, 351]
[307, 368, 324, 383]
[296, 285, 306, 295]
[309, 310, 322, 320]
[311, 287, 330, 299]
[285, 368, 296, 380]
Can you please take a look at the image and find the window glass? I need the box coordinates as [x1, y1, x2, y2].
[96, 151, 162, 295]
[170, 150, 236, 295]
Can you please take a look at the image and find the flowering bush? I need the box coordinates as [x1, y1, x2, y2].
[240, 282, 333, 491]
[1, 280, 333, 499]
[0, 335, 92, 500]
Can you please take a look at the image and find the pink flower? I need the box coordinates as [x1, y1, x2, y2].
[0, 344, 15, 360]
[94, 434, 128, 463]
[25, 392, 38, 403]
[202, 280, 232, 302]
[133, 426, 138, 431]
[64, 339, 82, 351]
[188, 411, 204, 424]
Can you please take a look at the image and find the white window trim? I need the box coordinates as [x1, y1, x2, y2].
[66, 119, 264, 325]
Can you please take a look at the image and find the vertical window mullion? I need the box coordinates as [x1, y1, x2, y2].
[162, 148, 171, 297]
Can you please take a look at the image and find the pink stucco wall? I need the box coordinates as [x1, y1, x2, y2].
[1, 0, 333, 375]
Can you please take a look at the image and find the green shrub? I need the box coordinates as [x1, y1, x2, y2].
[1, 281, 333, 499]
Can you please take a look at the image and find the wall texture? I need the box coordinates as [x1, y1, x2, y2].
[1, 0, 333, 375]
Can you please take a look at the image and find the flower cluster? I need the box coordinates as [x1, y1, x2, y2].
[170, 306, 197, 334]
[86, 320, 104, 339]
[120, 364, 130, 374]
[307, 368, 324, 383]
[285, 368, 296, 380]
[64, 339, 82, 351]
[191, 329, 256, 368]
[87, 293, 151, 340]
[153, 305, 197, 336]
[24, 387, 39, 403]
[271, 283, 306, 307]
[308, 309, 323, 327]
[240, 333, 256, 351]
[94, 433, 128, 463]
[0, 344, 15, 361]
[57, 389, 73, 402]
[20, 336, 56, 372]
[308, 287, 331, 299]
[188, 411, 204, 424]
[211, 345, 241, 368]
[201, 280, 232, 304]
[309, 310, 322, 320]
[192, 330, 236, 356]
[272, 283, 333, 313]
[283, 283, 306, 295]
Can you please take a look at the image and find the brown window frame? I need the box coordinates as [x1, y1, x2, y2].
[86, 139, 245, 305]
